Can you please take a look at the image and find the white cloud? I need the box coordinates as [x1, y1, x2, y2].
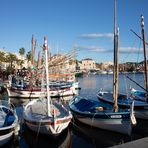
[80, 33, 114, 39]
[119, 47, 143, 54]
[74, 45, 107, 52]
[74, 45, 143, 54]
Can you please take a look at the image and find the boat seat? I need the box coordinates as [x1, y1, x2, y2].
[3, 113, 15, 127]
[2, 107, 15, 127]
[134, 91, 146, 97]
[75, 99, 95, 111]
[118, 94, 126, 100]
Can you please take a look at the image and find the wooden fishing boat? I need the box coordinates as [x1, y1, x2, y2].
[97, 91, 148, 119]
[98, 15, 148, 120]
[7, 85, 76, 98]
[23, 36, 72, 136]
[0, 100, 19, 146]
[7, 79, 78, 98]
[69, 96, 136, 135]
[69, 0, 136, 135]
[130, 15, 148, 103]
[7, 86, 43, 98]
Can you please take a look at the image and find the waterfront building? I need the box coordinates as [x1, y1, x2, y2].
[80, 58, 96, 71]
[102, 61, 113, 69]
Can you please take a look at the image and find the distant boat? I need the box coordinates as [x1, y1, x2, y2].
[69, 0, 136, 135]
[98, 70, 107, 74]
[75, 71, 83, 77]
[23, 36, 72, 136]
[107, 70, 113, 74]
[0, 100, 19, 146]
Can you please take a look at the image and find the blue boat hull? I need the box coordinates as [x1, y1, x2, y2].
[69, 96, 135, 135]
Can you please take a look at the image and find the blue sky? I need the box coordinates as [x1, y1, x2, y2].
[0, 0, 148, 63]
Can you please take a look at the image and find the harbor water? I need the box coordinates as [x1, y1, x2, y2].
[2, 73, 148, 148]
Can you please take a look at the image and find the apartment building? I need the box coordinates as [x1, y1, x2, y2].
[80, 58, 96, 71]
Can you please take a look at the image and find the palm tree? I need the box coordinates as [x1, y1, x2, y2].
[26, 51, 32, 62]
[0, 51, 6, 75]
[19, 48, 26, 69]
[0, 51, 6, 63]
[5, 53, 18, 69]
[26, 51, 32, 69]
[19, 47, 25, 57]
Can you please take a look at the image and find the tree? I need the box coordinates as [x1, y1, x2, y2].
[26, 51, 32, 62]
[0, 51, 6, 63]
[5, 53, 18, 69]
[19, 47, 25, 56]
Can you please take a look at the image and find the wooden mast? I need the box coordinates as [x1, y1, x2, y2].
[113, 0, 118, 112]
[31, 35, 37, 66]
[44, 36, 51, 116]
[141, 15, 148, 98]
[31, 35, 34, 65]
[37, 50, 41, 69]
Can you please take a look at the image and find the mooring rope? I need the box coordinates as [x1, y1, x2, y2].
[36, 119, 42, 142]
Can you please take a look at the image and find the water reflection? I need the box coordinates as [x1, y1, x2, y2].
[80, 76, 97, 89]
[21, 124, 71, 148]
[78, 73, 146, 97]
[71, 117, 148, 147]
[71, 119, 131, 147]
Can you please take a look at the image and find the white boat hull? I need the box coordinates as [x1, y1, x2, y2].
[7, 86, 77, 98]
[69, 96, 136, 135]
[24, 118, 71, 135]
[0, 131, 14, 146]
[23, 99, 72, 136]
[7, 87, 43, 98]
[76, 116, 132, 135]
[0, 100, 19, 146]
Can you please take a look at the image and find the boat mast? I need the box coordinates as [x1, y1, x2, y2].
[113, 0, 119, 112]
[37, 50, 41, 69]
[44, 36, 51, 116]
[31, 35, 34, 65]
[141, 15, 148, 97]
[31, 35, 37, 66]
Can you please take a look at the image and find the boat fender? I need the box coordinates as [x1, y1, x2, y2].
[130, 101, 137, 125]
[131, 114, 136, 125]
[95, 106, 104, 111]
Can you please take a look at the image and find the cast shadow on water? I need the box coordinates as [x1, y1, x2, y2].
[71, 119, 132, 148]
[19, 120, 136, 148]
[2, 98, 148, 148]
[71, 118, 148, 148]
[19, 123, 72, 148]
[6, 98, 126, 148]
[2, 118, 148, 148]
[0, 136, 18, 148]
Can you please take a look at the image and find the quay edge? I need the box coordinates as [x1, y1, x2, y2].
[110, 137, 148, 148]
